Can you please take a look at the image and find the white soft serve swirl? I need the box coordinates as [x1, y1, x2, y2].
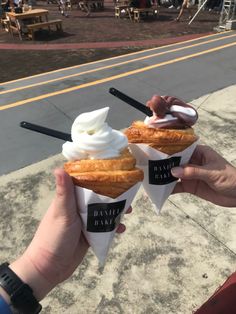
[62, 107, 128, 161]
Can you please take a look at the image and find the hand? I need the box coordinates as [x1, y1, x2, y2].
[171, 145, 236, 207]
[9, 169, 129, 301]
[10, 169, 89, 301]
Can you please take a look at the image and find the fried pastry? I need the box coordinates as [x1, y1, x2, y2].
[125, 121, 198, 154]
[64, 148, 143, 198]
[124, 95, 198, 154]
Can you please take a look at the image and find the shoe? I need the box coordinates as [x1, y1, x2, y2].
[168, 5, 174, 9]
[177, 6, 180, 9]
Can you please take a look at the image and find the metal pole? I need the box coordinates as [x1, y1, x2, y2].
[0, 0, 2, 18]
[188, 0, 208, 25]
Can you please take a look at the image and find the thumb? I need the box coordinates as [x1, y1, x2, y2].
[53, 168, 77, 218]
[171, 165, 210, 182]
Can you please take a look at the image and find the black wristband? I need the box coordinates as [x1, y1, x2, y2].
[0, 262, 42, 314]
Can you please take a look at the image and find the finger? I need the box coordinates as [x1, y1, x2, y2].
[53, 168, 76, 216]
[125, 206, 132, 214]
[116, 223, 126, 233]
[171, 165, 210, 182]
[54, 168, 74, 197]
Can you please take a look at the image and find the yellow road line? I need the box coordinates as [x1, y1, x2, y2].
[0, 31, 231, 87]
[1, 40, 236, 112]
[1, 32, 236, 96]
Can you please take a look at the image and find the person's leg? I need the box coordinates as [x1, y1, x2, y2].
[58, 0, 65, 15]
[64, 0, 69, 17]
[84, 0, 91, 16]
[175, 0, 187, 21]
[187, 0, 193, 18]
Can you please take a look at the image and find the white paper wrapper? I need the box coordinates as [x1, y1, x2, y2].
[129, 140, 199, 213]
[75, 182, 141, 265]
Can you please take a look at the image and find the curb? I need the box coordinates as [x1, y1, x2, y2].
[0, 33, 212, 50]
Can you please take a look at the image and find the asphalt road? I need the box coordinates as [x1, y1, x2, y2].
[1, 31, 236, 175]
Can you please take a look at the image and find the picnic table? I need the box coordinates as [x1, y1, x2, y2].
[6, 8, 62, 40]
[115, 3, 132, 19]
[114, 2, 158, 22]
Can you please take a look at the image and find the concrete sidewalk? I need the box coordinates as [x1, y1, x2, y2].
[0, 85, 236, 314]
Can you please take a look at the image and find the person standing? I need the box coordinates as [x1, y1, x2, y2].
[175, 0, 195, 21]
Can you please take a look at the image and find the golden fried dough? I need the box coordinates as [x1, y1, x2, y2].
[124, 121, 198, 154]
[64, 149, 144, 198]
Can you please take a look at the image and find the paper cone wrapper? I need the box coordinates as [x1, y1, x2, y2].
[75, 182, 141, 265]
[129, 140, 199, 213]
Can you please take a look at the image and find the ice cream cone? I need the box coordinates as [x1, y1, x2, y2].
[62, 107, 143, 264]
[124, 95, 199, 212]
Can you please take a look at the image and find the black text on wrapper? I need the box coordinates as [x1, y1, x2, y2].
[149, 156, 181, 185]
[87, 200, 126, 232]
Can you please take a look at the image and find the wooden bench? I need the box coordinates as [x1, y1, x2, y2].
[78, 0, 104, 14]
[27, 19, 63, 40]
[133, 6, 158, 22]
[1, 18, 10, 32]
[115, 5, 132, 19]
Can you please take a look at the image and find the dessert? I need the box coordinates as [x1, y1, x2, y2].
[62, 107, 143, 198]
[124, 95, 198, 154]
[123, 95, 199, 212]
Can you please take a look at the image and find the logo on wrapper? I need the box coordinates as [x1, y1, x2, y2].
[149, 156, 181, 185]
[87, 200, 126, 232]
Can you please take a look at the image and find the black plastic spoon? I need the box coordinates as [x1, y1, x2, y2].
[109, 87, 152, 117]
[20, 121, 71, 141]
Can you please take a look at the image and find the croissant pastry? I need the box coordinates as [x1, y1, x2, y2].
[64, 149, 144, 198]
[124, 121, 198, 154]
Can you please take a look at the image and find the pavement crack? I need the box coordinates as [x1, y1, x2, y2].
[47, 100, 73, 122]
[191, 94, 212, 109]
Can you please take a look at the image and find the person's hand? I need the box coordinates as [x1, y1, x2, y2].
[171, 145, 236, 207]
[9, 169, 89, 301]
[9, 169, 130, 301]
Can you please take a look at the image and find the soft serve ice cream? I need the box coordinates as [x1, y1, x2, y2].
[144, 95, 198, 129]
[62, 107, 128, 161]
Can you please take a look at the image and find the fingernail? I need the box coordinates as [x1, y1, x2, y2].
[171, 166, 184, 178]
